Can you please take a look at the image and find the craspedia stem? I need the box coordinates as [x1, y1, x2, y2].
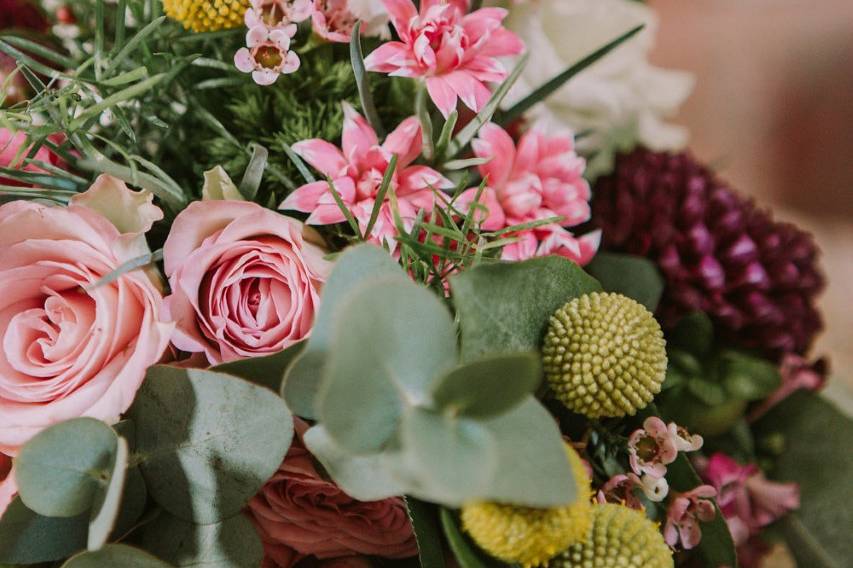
[547, 503, 673, 568]
[542, 292, 667, 418]
[163, 0, 250, 32]
[460, 445, 593, 568]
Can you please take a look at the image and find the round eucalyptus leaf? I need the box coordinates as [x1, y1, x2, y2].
[62, 544, 171, 568]
[432, 353, 541, 418]
[0, 498, 87, 564]
[129, 366, 293, 524]
[139, 511, 263, 568]
[318, 279, 457, 454]
[15, 418, 118, 518]
[88, 436, 129, 551]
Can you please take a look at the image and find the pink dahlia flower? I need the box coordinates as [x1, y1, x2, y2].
[457, 122, 599, 263]
[664, 485, 718, 550]
[364, 0, 524, 117]
[248, 418, 417, 564]
[280, 103, 452, 253]
[235, 25, 301, 85]
[700, 452, 799, 545]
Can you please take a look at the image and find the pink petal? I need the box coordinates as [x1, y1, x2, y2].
[456, 187, 505, 231]
[443, 71, 492, 113]
[279, 181, 330, 213]
[234, 48, 256, 73]
[282, 51, 300, 74]
[461, 8, 506, 42]
[471, 122, 515, 188]
[576, 230, 601, 266]
[246, 26, 268, 48]
[270, 29, 292, 51]
[462, 55, 507, 83]
[382, 116, 422, 166]
[476, 28, 525, 58]
[291, 139, 347, 178]
[363, 42, 415, 73]
[342, 103, 378, 166]
[397, 165, 453, 193]
[382, 0, 418, 40]
[252, 69, 279, 86]
[426, 77, 458, 118]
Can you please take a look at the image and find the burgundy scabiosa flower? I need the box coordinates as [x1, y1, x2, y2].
[591, 148, 824, 359]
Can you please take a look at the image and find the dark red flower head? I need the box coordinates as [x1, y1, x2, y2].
[591, 149, 824, 360]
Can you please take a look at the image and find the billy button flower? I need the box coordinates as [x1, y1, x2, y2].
[163, 0, 250, 32]
[461, 445, 592, 568]
[548, 503, 673, 568]
[542, 292, 667, 418]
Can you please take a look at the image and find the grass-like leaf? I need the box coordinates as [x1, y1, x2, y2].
[326, 177, 361, 236]
[69, 73, 168, 130]
[350, 21, 384, 136]
[85, 249, 164, 291]
[281, 142, 316, 184]
[239, 143, 268, 202]
[363, 153, 398, 240]
[500, 25, 644, 125]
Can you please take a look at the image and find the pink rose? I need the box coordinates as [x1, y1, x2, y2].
[0, 128, 66, 186]
[0, 452, 16, 518]
[163, 201, 331, 365]
[247, 419, 418, 565]
[0, 176, 173, 454]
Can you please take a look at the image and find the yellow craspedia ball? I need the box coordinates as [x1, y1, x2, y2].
[547, 503, 673, 568]
[542, 292, 667, 418]
[163, 0, 250, 32]
[461, 445, 592, 568]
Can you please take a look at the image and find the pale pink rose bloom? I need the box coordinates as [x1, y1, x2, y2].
[456, 122, 599, 264]
[0, 452, 16, 519]
[235, 25, 301, 86]
[0, 128, 66, 186]
[364, 0, 524, 117]
[280, 103, 452, 253]
[245, 0, 313, 30]
[0, 176, 173, 454]
[664, 485, 718, 550]
[247, 419, 418, 562]
[162, 201, 331, 365]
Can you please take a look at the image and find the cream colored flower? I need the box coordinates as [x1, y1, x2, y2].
[503, 0, 694, 177]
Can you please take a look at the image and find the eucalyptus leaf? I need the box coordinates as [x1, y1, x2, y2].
[0, 498, 87, 564]
[62, 544, 172, 568]
[397, 408, 496, 504]
[585, 252, 663, 311]
[284, 244, 406, 418]
[129, 366, 293, 523]
[753, 392, 853, 567]
[317, 279, 457, 454]
[450, 256, 601, 361]
[303, 425, 407, 500]
[432, 353, 541, 418]
[213, 343, 303, 392]
[479, 397, 576, 507]
[88, 436, 129, 550]
[15, 418, 118, 518]
[719, 350, 781, 401]
[140, 511, 263, 568]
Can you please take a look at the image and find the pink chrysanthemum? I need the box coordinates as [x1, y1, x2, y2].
[364, 0, 524, 117]
[280, 103, 452, 253]
[457, 122, 599, 263]
[235, 24, 301, 85]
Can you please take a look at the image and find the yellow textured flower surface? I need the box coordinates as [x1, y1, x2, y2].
[542, 292, 667, 418]
[548, 503, 673, 568]
[461, 445, 592, 568]
[163, 0, 250, 32]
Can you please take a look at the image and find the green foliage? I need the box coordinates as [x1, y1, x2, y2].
[15, 418, 120, 518]
[87, 437, 129, 550]
[128, 366, 293, 524]
[213, 342, 303, 392]
[585, 252, 664, 311]
[753, 392, 853, 567]
[406, 498, 445, 568]
[299, 244, 578, 507]
[450, 256, 602, 362]
[439, 508, 507, 568]
[139, 511, 263, 568]
[62, 544, 171, 568]
[0, 498, 87, 564]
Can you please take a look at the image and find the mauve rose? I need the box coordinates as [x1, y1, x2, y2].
[248, 419, 417, 565]
[0, 176, 173, 454]
[163, 201, 331, 365]
[0, 452, 15, 518]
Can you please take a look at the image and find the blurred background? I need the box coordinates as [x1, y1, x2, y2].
[650, 0, 853, 415]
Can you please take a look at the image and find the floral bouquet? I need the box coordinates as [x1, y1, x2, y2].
[0, 1, 849, 567]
